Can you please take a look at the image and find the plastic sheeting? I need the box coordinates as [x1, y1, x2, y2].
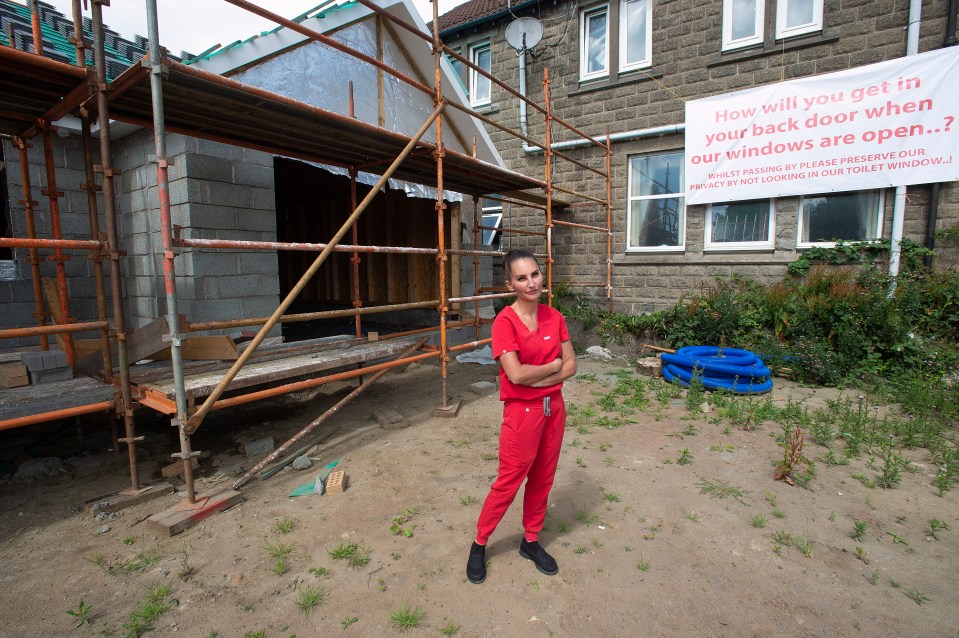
[232, 17, 461, 202]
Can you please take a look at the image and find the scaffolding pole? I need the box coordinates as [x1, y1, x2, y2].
[13, 138, 50, 350]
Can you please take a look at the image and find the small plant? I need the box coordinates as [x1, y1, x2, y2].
[177, 550, 197, 580]
[238, 601, 253, 612]
[636, 556, 650, 572]
[682, 510, 700, 523]
[855, 546, 870, 564]
[378, 579, 387, 592]
[591, 538, 604, 548]
[903, 587, 929, 605]
[926, 518, 950, 540]
[263, 539, 294, 560]
[295, 585, 326, 618]
[459, 495, 477, 506]
[604, 456, 614, 466]
[698, 477, 748, 504]
[851, 473, 878, 489]
[390, 508, 420, 538]
[329, 542, 371, 569]
[122, 582, 174, 638]
[751, 513, 767, 528]
[67, 600, 94, 628]
[764, 492, 777, 507]
[391, 553, 402, 561]
[772, 509, 786, 519]
[482, 452, 497, 461]
[849, 520, 867, 542]
[275, 516, 294, 534]
[272, 558, 288, 575]
[794, 537, 814, 558]
[681, 423, 699, 437]
[576, 457, 587, 468]
[889, 579, 901, 589]
[774, 425, 813, 486]
[439, 621, 460, 636]
[867, 569, 880, 585]
[887, 531, 909, 547]
[677, 448, 694, 465]
[602, 489, 621, 503]
[573, 546, 587, 554]
[122, 536, 137, 546]
[575, 510, 600, 525]
[389, 604, 426, 631]
[243, 632, 265, 638]
[599, 442, 612, 452]
[557, 522, 570, 533]
[308, 566, 329, 577]
[341, 617, 359, 629]
[828, 511, 836, 522]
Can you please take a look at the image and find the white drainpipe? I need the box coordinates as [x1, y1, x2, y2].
[523, 123, 686, 154]
[518, 49, 529, 137]
[889, 0, 923, 286]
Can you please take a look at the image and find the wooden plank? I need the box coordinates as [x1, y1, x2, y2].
[149, 336, 238, 361]
[140, 336, 421, 399]
[146, 489, 244, 536]
[41, 277, 67, 354]
[75, 316, 170, 374]
[0, 376, 116, 420]
[73, 338, 104, 361]
[82, 482, 176, 515]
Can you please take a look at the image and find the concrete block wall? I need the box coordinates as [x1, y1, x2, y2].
[113, 130, 281, 335]
[0, 136, 108, 351]
[444, 0, 959, 315]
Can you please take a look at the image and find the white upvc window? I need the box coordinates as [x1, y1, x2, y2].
[469, 42, 491, 107]
[481, 198, 504, 248]
[705, 199, 775, 251]
[797, 190, 884, 248]
[580, 6, 610, 80]
[627, 151, 685, 252]
[776, 0, 823, 39]
[722, 0, 764, 50]
[619, 0, 652, 71]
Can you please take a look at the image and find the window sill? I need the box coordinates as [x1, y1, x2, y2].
[570, 69, 664, 98]
[703, 245, 775, 252]
[709, 28, 839, 67]
[472, 103, 498, 115]
[624, 245, 685, 254]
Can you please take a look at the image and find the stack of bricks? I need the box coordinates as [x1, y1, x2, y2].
[20, 349, 73, 385]
[0, 362, 29, 388]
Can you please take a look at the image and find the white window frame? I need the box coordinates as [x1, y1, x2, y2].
[722, 0, 764, 51]
[468, 41, 491, 107]
[796, 190, 884, 249]
[626, 152, 686, 253]
[580, 5, 610, 81]
[618, 0, 652, 72]
[481, 198, 504, 247]
[704, 199, 776, 251]
[776, 0, 823, 40]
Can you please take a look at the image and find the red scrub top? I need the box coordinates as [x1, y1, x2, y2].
[492, 304, 570, 401]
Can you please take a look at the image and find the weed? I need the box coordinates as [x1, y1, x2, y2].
[390, 508, 420, 538]
[751, 513, 767, 528]
[864, 495, 876, 510]
[341, 617, 359, 629]
[263, 539, 294, 560]
[243, 632, 265, 638]
[682, 511, 700, 523]
[378, 579, 387, 592]
[849, 520, 867, 542]
[591, 538, 604, 548]
[677, 448, 694, 465]
[238, 601, 253, 612]
[820, 449, 849, 466]
[926, 518, 950, 540]
[636, 556, 650, 571]
[575, 510, 600, 525]
[557, 522, 570, 533]
[122, 536, 137, 546]
[903, 588, 930, 605]
[599, 442, 612, 452]
[576, 457, 587, 468]
[602, 489, 621, 503]
[681, 423, 699, 437]
[121, 582, 174, 638]
[772, 509, 786, 519]
[867, 570, 880, 585]
[205, 631, 218, 638]
[828, 511, 836, 522]
[889, 579, 901, 589]
[88, 553, 110, 574]
[275, 516, 294, 534]
[177, 550, 197, 580]
[877, 443, 905, 489]
[439, 621, 461, 636]
[459, 495, 477, 506]
[389, 605, 426, 631]
[697, 477, 748, 504]
[308, 566, 328, 577]
[295, 585, 326, 617]
[794, 537, 814, 558]
[774, 425, 813, 486]
[329, 542, 371, 569]
[771, 531, 795, 546]
[482, 452, 497, 461]
[67, 600, 94, 628]
[604, 456, 614, 466]
[391, 553, 402, 561]
[887, 531, 909, 547]
[624, 546, 633, 552]
[851, 473, 878, 489]
[855, 546, 870, 564]
[772, 543, 783, 556]
[573, 546, 587, 554]
[764, 492, 777, 507]
[272, 559, 288, 575]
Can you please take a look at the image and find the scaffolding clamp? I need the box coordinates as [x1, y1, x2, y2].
[148, 155, 174, 167]
[171, 451, 202, 460]
[117, 435, 145, 444]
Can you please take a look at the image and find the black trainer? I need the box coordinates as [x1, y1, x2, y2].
[519, 539, 559, 575]
[466, 542, 486, 584]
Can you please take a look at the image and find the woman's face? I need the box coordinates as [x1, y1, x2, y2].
[506, 257, 543, 303]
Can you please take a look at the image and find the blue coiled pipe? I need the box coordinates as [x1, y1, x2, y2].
[660, 346, 773, 394]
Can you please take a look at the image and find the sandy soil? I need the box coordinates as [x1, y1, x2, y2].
[0, 353, 957, 638]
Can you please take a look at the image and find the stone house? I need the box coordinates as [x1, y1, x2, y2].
[438, 0, 959, 313]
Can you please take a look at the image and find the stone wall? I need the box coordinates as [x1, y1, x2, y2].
[443, 0, 959, 314]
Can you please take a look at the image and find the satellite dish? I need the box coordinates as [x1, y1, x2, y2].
[505, 17, 544, 52]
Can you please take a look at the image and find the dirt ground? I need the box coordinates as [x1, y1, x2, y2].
[0, 352, 957, 638]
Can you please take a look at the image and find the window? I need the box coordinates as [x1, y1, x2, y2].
[469, 42, 491, 107]
[580, 1, 652, 81]
[797, 190, 883, 247]
[580, 7, 609, 80]
[481, 198, 503, 249]
[627, 152, 685, 251]
[706, 199, 775, 250]
[722, 0, 764, 50]
[619, 0, 652, 71]
[722, 0, 823, 51]
[777, 0, 822, 38]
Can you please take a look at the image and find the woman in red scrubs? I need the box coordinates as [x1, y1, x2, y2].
[467, 250, 577, 584]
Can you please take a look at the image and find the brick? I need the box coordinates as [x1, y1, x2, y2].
[184, 153, 235, 183]
[29, 367, 73, 384]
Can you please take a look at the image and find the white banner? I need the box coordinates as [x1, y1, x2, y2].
[685, 47, 959, 205]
